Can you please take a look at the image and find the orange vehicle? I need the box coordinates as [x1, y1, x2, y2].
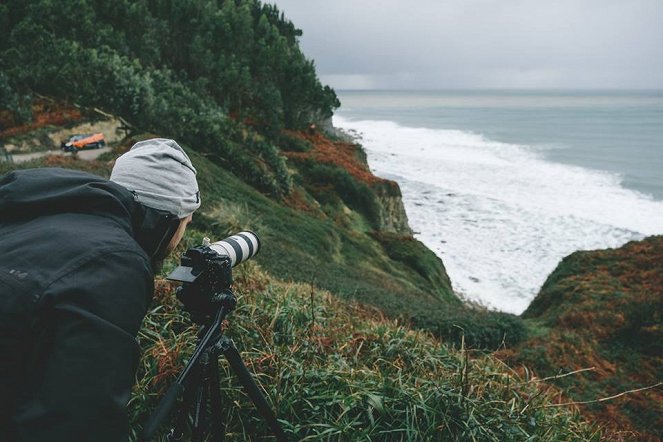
[61, 133, 106, 152]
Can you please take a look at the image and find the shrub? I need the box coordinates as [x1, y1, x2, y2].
[411, 305, 527, 350]
[276, 132, 313, 152]
[297, 161, 382, 228]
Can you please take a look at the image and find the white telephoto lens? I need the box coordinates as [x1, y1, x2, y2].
[209, 231, 260, 267]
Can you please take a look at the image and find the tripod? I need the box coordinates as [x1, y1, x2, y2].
[141, 289, 287, 441]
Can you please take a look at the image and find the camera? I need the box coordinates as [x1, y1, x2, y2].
[143, 230, 285, 441]
[167, 231, 260, 322]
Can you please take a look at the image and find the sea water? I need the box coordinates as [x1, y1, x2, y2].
[334, 90, 663, 314]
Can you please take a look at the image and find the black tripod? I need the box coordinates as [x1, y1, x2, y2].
[141, 289, 287, 441]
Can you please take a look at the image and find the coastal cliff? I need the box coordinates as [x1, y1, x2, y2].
[282, 131, 412, 235]
[2, 0, 655, 438]
[371, 178, 413, 235]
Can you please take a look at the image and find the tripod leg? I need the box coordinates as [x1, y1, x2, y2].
[167, 360, 201, 442]
[192, 351, 212, 442]
[207, 356, 226, 442]
[144, 315, 227, 441]
[217, 337, 288, 442]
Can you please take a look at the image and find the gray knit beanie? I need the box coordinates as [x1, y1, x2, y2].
[110, 138, 200, 218]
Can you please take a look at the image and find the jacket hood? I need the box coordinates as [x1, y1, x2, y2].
[0, 168, 179, 261]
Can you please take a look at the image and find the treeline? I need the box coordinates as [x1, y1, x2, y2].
[0, 0, 339, 197]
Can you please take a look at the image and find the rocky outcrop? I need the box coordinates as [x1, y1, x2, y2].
[314, 123, 413, 236]
[372, 180, 413, 235]
[283, 131, 413, 236]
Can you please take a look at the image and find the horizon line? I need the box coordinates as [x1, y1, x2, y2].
[333, 87, 663, 93]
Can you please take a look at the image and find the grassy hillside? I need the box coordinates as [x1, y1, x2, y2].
[0, 125, 524, 350]
[0, 146, 597, 440]
[129, 250, 599, 441]
[190, 137, 525, 349]
[501, 236, 663, 441]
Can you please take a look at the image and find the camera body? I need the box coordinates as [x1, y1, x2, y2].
[169, 245, 233, 322]
[167, 232, 260, 323]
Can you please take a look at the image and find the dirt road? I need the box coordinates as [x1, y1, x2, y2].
[10, 147, 112, 164]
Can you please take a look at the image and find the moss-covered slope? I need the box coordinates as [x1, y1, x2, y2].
[502, 236, 663, 441]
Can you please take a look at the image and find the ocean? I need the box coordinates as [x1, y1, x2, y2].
[333, 90, 663, 315]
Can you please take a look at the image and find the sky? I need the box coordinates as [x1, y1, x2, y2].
[269, 0, 663, 90]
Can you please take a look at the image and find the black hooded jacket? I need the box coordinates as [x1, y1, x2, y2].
[0, 168, 169, 441]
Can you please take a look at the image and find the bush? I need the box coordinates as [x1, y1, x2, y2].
[245, 135, 292, 197]
[297, 161, 382, 228]
[276, 132, 313, 152]
[411, 305, 527, 350]
[372, 231, 455, 303]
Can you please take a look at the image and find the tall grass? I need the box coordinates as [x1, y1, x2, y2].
[130, 246, 600, 441]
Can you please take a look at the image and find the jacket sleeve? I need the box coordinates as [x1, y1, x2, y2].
[12, 250, 153, 442]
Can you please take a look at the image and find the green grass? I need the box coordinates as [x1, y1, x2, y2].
[129, 256, 600, 441]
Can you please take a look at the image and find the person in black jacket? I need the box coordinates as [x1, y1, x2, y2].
[0, 138, 200, 441]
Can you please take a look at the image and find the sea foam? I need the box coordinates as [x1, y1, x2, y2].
[334, 116, 663, 314]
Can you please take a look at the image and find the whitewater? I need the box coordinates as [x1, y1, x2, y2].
[334, 115, 663, 314]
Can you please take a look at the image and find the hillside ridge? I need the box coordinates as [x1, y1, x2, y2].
[501, 236, 663, 441]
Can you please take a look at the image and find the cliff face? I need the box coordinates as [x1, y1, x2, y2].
[501, 236, 663, 441]
[371, 179, 413, 235]
[280, 129, 461, 306]
[283, 131, 414, 236]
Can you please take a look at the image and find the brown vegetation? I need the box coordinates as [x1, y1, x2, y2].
[0, 98, 83, 139]
[502, 236, 663, 441]
[284, 131, 386, 186]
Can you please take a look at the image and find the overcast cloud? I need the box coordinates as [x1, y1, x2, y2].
[269, 0, 663, 90]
